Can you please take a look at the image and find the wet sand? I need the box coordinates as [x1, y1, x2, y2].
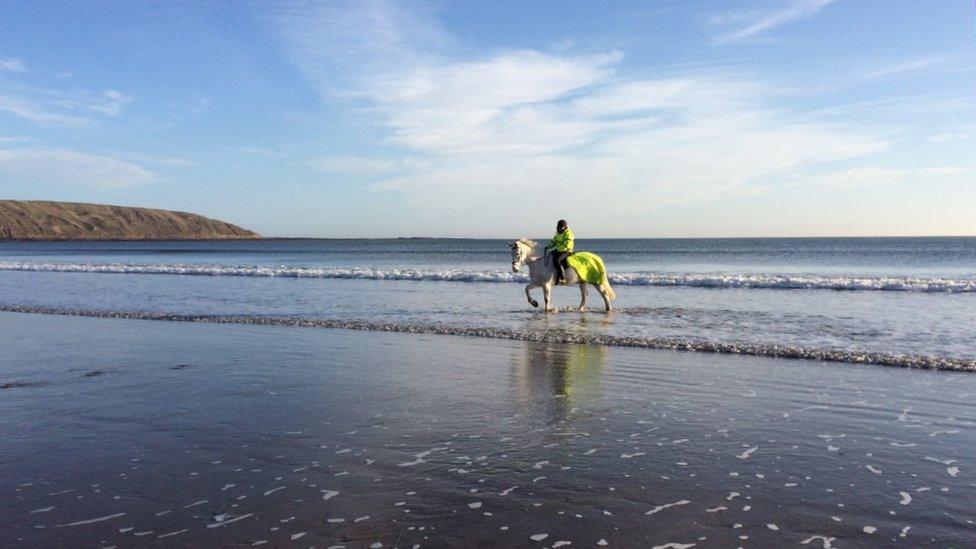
[2, 311, 975, 547]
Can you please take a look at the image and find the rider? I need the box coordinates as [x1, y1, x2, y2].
[546, 219, 574, 284]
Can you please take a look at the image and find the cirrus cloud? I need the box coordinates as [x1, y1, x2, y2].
[0, 57, 26, 72]
[0, 94, 88, 125]
[710, 0, 840, 43]
[0, 148, 156, 189]
[275, 0, 888, 234]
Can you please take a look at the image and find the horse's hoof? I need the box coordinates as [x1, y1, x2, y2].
[578, 307, 586, 313]
[531, 300, 539, 308]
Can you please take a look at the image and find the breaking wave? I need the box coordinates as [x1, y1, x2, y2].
[1, 261, 975, 293]
[2, 305, 974, 372]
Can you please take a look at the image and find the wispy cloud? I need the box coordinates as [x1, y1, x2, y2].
[0, 57, 26, 72]
[111, 151, 194, 168]
[862, 55, 953, 80]
[276, 0, 888, 233]
[277, 0, 452, 95]
[810, 166, 969, 188]
[48, 89, 134, 117]
[89, 90, 133, 116]
[0, 88, 134, 125]
[1, 56, 134, 125]
[370, 49, 621, 155]
[918, 166, 966, 176]
[821, 167, 905, 187]
[926, 132, 971, 143]
[712, 0, 839, 43]
[792, 93, 971, 124]
[0, 94, 88, 124]
[0, 148, 156, 189]
[310, 155, 410, 175]
[227, 146, 285, 157]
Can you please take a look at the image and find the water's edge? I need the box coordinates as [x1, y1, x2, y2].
[3, 305, 973, 372]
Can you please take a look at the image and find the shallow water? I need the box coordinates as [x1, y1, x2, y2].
[1, 238, 975, 367]
[2, 312, 976, 547]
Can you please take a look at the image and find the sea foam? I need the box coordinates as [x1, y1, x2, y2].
[1, 261, 974, 293]
[2, 305, 974, 372]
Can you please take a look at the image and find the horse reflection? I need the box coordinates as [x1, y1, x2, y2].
[510, 341, 607, 424]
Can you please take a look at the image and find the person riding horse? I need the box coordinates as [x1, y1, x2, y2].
[510, 236, 616, 313]
[546, 219, 574, 284]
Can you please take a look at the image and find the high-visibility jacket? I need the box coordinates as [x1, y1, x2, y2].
[548, 228, 574, 253]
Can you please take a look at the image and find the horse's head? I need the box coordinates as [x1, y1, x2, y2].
[509, 240, 528, 272]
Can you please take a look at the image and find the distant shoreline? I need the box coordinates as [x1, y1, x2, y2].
[138, 235, 976, 241]
[0, 200, 259, 241]
[1, 235, 974, 242]
[0, 237, 261, 242]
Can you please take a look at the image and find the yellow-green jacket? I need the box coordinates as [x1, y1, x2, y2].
[548, 228, 574, 253]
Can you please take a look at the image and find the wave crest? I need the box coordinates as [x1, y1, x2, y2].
[1, 261, 974, 293]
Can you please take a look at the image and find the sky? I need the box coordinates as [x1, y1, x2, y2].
[0, 0, 974, 238]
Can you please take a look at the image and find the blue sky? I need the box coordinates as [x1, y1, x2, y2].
[0, 0, 973, 237]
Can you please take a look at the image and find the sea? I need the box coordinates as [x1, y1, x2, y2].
[5, 237, 976, 546]
[1, 236, 974, 370]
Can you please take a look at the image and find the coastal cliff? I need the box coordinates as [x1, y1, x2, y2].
[0, 200, 259, 240]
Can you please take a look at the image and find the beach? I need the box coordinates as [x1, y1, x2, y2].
[3, 311, 975, 547]
[5, 1, 974, 545]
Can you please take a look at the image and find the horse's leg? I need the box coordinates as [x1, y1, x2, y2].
[525, 283, 539, 308]
[543, 283, 557, 313]
[598, 286, 612, 313]
[578, 282, 588, 312]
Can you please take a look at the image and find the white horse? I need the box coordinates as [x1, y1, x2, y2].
[509, 239, 616, 313]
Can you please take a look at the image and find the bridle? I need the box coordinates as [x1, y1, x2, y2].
[511, 241, 542, 273]
[511, 242, 525, 272]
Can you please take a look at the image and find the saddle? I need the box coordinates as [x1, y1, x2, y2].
[546, 250, 573, 268]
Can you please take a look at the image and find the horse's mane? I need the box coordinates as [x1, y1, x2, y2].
[517, 238, 543, 260]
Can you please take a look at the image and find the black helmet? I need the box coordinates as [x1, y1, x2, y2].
[556, 219, 568, 231]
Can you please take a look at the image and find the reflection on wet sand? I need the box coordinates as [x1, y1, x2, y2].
[510, 341, 607, 423]
[5, 313, 976, 547]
